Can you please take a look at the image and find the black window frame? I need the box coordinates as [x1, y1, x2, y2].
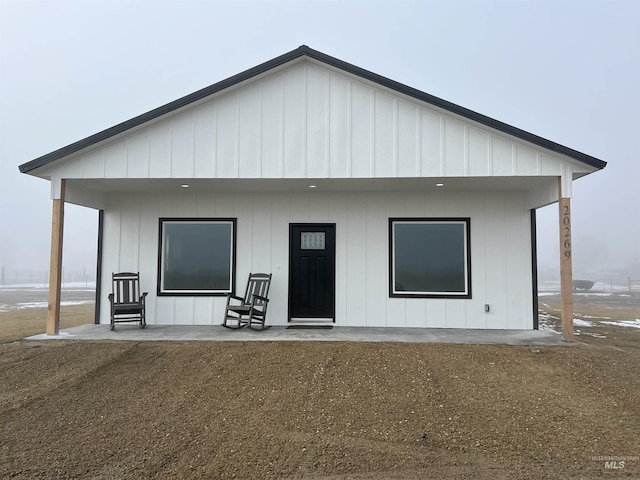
[157, 217, 237, 296]
[389, 217, 472, 299]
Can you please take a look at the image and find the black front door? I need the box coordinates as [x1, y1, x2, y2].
[289, 224, 336, 320]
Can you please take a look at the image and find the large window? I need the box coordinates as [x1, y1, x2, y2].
[158, 218, 236, 295]
[389, 218, 471, 298]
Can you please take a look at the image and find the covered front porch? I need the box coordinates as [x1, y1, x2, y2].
[42, 173, 578, 338]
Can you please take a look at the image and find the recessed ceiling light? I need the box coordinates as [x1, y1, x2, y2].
[436, 183, 444, 187]
[181, 184, 190, 188]
[309, 185, 317, 188]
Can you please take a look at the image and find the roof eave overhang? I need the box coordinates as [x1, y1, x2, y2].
[18, 45, 607, 175]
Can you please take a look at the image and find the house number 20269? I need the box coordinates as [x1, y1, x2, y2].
[562, 204, 571, 259]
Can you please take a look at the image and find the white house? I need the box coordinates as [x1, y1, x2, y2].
[19, 46, 606, 336]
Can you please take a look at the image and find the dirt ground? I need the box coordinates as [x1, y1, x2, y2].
[1, 302, 639, 479]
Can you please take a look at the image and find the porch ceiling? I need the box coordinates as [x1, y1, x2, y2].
[67, 176, 556, 194]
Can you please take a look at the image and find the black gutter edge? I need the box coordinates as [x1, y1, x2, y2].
[94, 209, 104, 325]
[19, 45, 607, 174]
[531, 209, 539, 330]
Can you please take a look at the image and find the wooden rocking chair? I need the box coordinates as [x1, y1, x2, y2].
[223, 273, 272, 330]
[108, 272, 148, 331]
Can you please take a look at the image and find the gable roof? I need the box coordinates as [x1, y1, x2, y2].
[19, 45, 606, 174]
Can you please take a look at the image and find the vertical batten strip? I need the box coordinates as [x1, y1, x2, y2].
[325, 72, 330, 178]
[440, 115, 445, 175]
[280, 75, 285, 177]
[482, 193, 489, 326]
[487, 134, 493, 175]
[415, 106, 421, 176]
[146, 131, 151, 178]
[212, 104, 218, 178]
[371, 89, 375, 176]
[136, 203, 142, 272]
[502, 194, 509, 327]
[116, 207, 123, 271]
[191, 116, 196, 179]
[258, 82, 263, 178]
[347, 81, 352, 177]
[464, 125, 469, 176]
[393, 98, 398, 177]
[303, 63, 308, 178]
[236, 93, 241, 178]
[169, 120, 175, 178]
[98, 146, 106, 178]
[364, 194, 368, 324]
[125, 137, 131, 178]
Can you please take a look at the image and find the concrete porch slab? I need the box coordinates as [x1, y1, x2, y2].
[25, 324, 566, 346]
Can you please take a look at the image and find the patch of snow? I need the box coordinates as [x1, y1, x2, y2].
[583, 332, 607, 338]
[573, 292, 631, 297]
[578, 314, 612, 320]
[16, 302, 48, 309]
[11, 300, 93, 310]
[538, 315, 561, 333]
[600, 320, 640, 329]
[0, 285, 48, 290]
[573, 319, 593, 327]
[0, 282, 96, 290]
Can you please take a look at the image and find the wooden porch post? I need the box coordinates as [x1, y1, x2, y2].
[47, 179, 65, 335]
[558, 177, 574, 341]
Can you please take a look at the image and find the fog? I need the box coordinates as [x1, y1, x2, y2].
[1, 0, 638, 283]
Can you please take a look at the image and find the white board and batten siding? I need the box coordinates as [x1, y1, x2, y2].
[53, 60, 592, 187]
[45, 58, 559, 330]
[100, 190, 533, 329]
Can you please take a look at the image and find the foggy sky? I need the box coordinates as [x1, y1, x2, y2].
[1, 0, 638, 279]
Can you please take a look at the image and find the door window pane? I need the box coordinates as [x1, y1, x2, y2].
[301, 232, 325, 250]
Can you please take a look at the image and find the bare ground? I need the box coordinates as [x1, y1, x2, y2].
[0, 303, 639, 479]
[0, 303, 95, 344]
